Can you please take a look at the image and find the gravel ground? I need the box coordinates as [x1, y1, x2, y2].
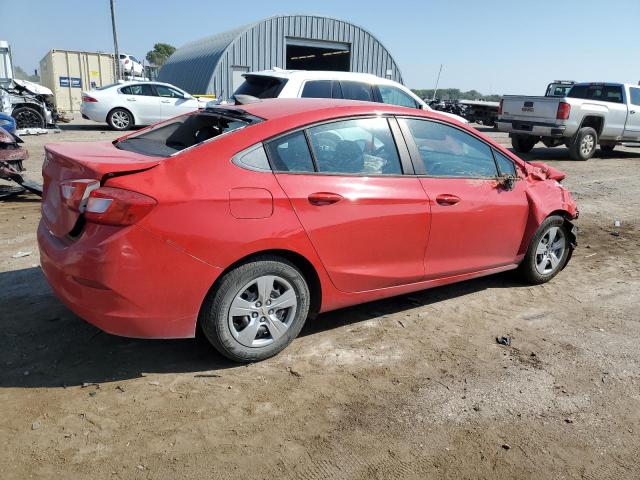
[1, 120, 639, 479]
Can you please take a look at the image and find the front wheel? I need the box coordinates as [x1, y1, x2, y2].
[12, 106, 45, 129]
[199, 256, 310, 362]
[517, 216, 571, 285]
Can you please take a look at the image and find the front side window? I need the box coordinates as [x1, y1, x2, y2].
[402, 118, 498, 178]
[301, 80, 333, 99]
[307, 117, 402, 175]
[340, 81, 374, 102]
[493, 150, 517, 176]
[630, 87, 640, 107]
[155, 85, 183, 98]
[378, 85, 419, 109]
[265, 131, 315, 172]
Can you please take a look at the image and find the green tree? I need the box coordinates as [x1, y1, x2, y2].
[14, 66, 40, 82]
[145, 43, 176, 66]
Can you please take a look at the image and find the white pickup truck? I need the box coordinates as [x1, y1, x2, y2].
[497, 82, 640, 160]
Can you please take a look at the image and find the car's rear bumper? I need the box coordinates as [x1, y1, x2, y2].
[497, 119, 566, 137]
[38, 221, 222, 339]
[79, 103, 107, 124]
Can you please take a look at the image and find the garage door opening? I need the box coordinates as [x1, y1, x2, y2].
[285, 38, 350, 72]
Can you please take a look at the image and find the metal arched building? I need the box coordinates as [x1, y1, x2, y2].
[158, 15, 404, 98]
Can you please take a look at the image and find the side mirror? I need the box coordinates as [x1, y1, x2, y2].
[182, 92, 192, 99]
[496, 174, 517, 191]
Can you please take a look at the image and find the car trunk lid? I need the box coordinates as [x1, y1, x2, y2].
[42, 141, 159, 237]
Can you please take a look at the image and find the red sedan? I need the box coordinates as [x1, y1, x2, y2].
[38, 99, 578, 362]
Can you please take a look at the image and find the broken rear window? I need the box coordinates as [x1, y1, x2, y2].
[115, 109, 263, 158]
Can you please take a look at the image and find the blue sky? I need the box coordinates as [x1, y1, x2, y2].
[3, 0, 639, 95]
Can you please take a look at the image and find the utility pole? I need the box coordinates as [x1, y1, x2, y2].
[432, 64, 443, 101]
[110, 0, 121, 80]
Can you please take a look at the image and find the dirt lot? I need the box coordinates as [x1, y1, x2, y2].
[1, 121, 639, 479]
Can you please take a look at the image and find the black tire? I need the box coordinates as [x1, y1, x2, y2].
[517, 215, 571, 285]
[568, 126, 597, 161]
[107, 108, 134, 131]
[511, 135, 537, 153]
[600, 144, 615, 154]
[199, 256, 310, 362]
[12, 106, 45, 129]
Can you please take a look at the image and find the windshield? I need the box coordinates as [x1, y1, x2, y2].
[234, 75, 288, 99]
[115, 110, 262, 157]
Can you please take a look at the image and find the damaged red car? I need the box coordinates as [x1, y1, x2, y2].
[38, 99, 578, 362]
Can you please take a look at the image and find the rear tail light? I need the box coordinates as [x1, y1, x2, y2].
[82, 95, 98, 103]
[124, 59, 130, 64]
[59, 179, 100, 211]
[556, 102, 571, 120]
[85, 187, 157, 226]
[498, 99, 503, 115]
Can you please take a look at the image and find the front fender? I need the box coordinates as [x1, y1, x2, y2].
[518, 177, 578, 255]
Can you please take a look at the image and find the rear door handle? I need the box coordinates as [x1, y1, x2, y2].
[161, 100, 171, 103]
[631, 110, 636, 114]
[436, 194, 461, 206]
[126, 98, 136, 102]
[308, 192, 343, 206]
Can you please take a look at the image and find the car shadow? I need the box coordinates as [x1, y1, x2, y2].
[57, 124, 143, 132]
[511, 147, 640, 162]
[0, 266, 524, 388]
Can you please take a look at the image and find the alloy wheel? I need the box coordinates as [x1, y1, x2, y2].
[580, 134, 595, 157]
[111, 111, 130, 129]
[534, 226, 566, 275]
[228, 275, 298, 347]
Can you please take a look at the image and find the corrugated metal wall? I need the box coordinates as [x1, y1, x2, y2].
[159, 15, 403, 97]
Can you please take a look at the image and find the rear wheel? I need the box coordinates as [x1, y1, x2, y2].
[511, 135, 538, 153]
[569, 127, 597, 160]
[517, 216, 571, 285]
[199, 256, 310, 362]
[12, 106, 45, 129]
[107, 108, 133, 130]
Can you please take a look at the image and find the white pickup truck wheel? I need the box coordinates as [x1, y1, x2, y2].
[511, 135, 538, 153]
[569, 127, 597, 161]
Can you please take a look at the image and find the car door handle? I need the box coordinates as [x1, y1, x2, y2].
[161, 100, 171, 103]
[308, 192, 343, 206]
[631, 110, 636, 114]
[126, 98, 136, 102]
[436, 194, 461, 206]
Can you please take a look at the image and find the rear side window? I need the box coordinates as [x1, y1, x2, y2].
[301, 80, 333, 98]
[120, 84, 154, 96]
[630, 87, 640, 106]
[307, 118, 402, 175]
[234, 75, 288, 99]
[378, 85, 419, 109]
[402, 118, 497, 178]
[115, 110, 261, 157]
[340, 81, 374, 102]
[265, 131, 315, 172]
[568, 84, 624, 103]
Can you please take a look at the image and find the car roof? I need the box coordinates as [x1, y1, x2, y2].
[246, 69, 402, 86]
[216, 98, 441, 123]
